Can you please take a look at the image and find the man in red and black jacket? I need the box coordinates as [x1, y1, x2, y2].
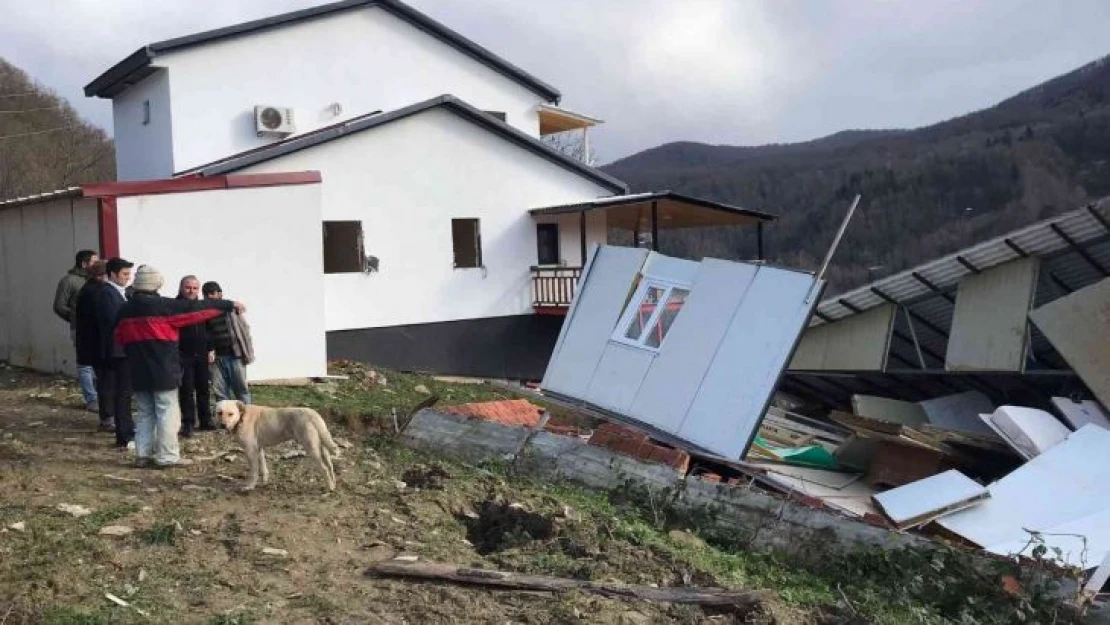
[114, 265, 246, 468]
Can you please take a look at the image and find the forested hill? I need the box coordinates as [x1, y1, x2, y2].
[0, 58, 113, 201]
[604, 55, 1110, 293]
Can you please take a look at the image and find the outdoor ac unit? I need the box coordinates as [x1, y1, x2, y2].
[254, 105, 295, 136]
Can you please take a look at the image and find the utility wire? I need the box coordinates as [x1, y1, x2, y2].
[0, 92, 40, 98]
[0, 107, 61, 114]
[0, 125, 80, 141]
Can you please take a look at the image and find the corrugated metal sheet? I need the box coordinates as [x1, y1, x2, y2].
[0, 187, 81, 210]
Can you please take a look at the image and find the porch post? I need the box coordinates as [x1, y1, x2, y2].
[757, 221, 764, 260]
[579, 209, 587, 266]
[650, 200, 659, 252]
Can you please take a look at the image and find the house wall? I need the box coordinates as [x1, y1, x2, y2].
[532, 211, 607, 267]
[236, 107, 614, 332]
[0, 196, 100, 373]
[114, 183, 327, 381]
[114, 70, 174, 181]
[128, 6, 547, 177]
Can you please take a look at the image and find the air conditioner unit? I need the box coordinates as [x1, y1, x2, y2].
[254, 105, 295, 136]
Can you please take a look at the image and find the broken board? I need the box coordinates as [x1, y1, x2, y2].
[1029, 278, 1110, 410]
[872, 469, 989, 530]
[946, 256, 1039, 372]
[1051, 397, 1110, 432]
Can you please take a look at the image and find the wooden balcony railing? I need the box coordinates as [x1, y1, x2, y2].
[531, 266, 582, 312]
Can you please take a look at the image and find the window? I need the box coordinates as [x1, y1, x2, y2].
[142, 100, 151, 125]
[322, 221, 364, 273]
[452, 218, 482, 268]
[613, 280, 690, 350]
[536, 223, 560, 265]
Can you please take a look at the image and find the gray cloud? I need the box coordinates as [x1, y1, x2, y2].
[2, 0, 1108, 163]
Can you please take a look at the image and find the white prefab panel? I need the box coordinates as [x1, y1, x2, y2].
[1030, 279, 1110, 410]
[679, 267, 817, 459]
[240, 108, 617, 331]
[541, 246, 649, 398]
[152, 6, 547, 175]
[641, 252, 700, 285]
[584, 342, 655, 414]
[788, 303, 895, 371]
[946, 256, 1039, 372]
[115, 184, 327, 381]
[851, 394, 927, 427]
[938, 425, 1110, 567]
[981, 405, 1070, 459]
[1051, 397, 1110, 431]
[113, 70, 173, 181]
[629, 260, 758, 433]
[920, 391, 996, 436]
[872, 470, 988, 528]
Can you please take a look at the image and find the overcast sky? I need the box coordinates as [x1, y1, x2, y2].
[2, 0, 1109, 163]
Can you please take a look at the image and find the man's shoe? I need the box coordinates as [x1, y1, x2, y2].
[98, 419, 115, 432]
[136, 457, 154, 468]
[198, 422, 217, 432]
[154, 458, 194, 469]
[85, 401, 99, 413]
[179, 429, 193, 439]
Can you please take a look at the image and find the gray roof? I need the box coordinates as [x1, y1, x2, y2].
[0, 187, 81, 210]
[84, 0, 561, 102]
[178, 95, 629, 194]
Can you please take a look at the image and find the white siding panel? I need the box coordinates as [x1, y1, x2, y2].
[1030, 278, 1110, 409]
[1, 209, 30, 366]
[113, 70, 174, 181]
[629, 260, 757, 433]
[679, 267, 817, 459]
[641, 252, 700, 285]
[115, 183, 327, 381]
[789, 303, 895, 371]
[584, 342, 655, 414]
[0, 209, 12, 362]
[24, 204, 57, 372]
[946, 256, 1040, 372]
[44, 200, 78, 373]
[541, 246, 648, 398]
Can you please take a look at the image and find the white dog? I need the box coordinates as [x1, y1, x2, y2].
[214, 400, 339, 492]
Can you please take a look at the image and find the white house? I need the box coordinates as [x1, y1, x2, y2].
[0, 0, 775, 382]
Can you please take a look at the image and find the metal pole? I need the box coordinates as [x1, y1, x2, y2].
[807, 194, 861, 303]
[650, 200, 659, 252]
[902, 305, 928, 369]
[756, 221, 764, 261]
[579, 210, 587, 266]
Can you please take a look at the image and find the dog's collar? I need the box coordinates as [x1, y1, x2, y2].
[230, 418, 242, 433]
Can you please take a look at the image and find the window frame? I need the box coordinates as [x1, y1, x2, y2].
[535, 223, 560, 265]
[322, 220, 365, 274]
[451, 218, 483, 269]
[611, 277, 691, 352]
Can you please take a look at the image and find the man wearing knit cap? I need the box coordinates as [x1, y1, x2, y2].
[114, 266, 246, 467]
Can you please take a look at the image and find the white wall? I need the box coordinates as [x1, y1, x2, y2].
[0, 197, 100, 373]
[115, 183, 327, 381]
[124, 6, 547, 177]
[532, 211, 607, 268]
[113, 69, 174, 181]
[237, 107, 614, 331]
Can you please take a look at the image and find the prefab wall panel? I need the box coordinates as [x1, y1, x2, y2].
[114, 184, 327, 381]
[0, 197, 100, 373]
[945, 256, 1040, 372]
[788, 303, 895, 371]
[1030, 278, 1110, 409]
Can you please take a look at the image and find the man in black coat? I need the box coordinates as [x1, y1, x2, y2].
[97, 257, 135, 448]
[74, 260, 111, 431]
[175, 275, 213, 436]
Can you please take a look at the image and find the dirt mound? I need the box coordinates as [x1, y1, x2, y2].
[459, 498, 554, 555]
[401, 464, 450, 490]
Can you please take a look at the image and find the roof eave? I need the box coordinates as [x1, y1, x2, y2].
[84, 47, 155, 98]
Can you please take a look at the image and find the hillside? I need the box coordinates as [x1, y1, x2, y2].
[0, 59, 114, 200]
[604, 55, 1110, 293]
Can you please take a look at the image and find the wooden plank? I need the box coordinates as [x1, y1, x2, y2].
[946, 256, 1039, 372]
[629, 260, 757, 433]
[541, 246, 649, 398]
[678, 266, 816, 459]
[365, 560, 765, 608]
[1030, 279, 1110, 410]
[788, 303, 895, 371]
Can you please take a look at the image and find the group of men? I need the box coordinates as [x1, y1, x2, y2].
[52, 250, 254, 467]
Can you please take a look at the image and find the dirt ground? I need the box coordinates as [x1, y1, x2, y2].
[0, 363, 1076, 625]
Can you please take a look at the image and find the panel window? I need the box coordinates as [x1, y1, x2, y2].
[536, 223, 560, 265]
[452, 218, 482, 268]
[484, 111, 507, 122]
[322, 220, 364, 274]
[613, 280, 690, 350]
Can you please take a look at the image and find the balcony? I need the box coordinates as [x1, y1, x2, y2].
[531, 266, 582, 314]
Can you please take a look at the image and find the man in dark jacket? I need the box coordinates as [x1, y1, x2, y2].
[115, 266, 244, 467]
[98, 257, 135, 448]
[54, 249, 99, 411]
[175, 275, 213, 437]
[203, 281, 253, 405]
[74, 261, 111, 431]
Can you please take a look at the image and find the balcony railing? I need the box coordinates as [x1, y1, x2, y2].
[531, 266, 582, 310]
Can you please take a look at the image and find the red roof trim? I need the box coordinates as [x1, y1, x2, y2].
[81, 171, 321, 198]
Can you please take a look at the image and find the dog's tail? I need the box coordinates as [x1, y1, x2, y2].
[312, 410, 341, 456]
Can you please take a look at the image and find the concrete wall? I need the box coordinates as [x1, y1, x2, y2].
[115, 6, 548, 177]
[0, 197, 100, 373]
[113, 70, 174, 181]
[115, 183, 327, 381]
[238, 107, 614, 331]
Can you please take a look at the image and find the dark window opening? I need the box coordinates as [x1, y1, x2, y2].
[452, 218, 482, 269]
[536, 223, 560, 265]
[323, 220, 364, 273]
[484, 111, 507, 122]
[142, 100, 151, 125]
